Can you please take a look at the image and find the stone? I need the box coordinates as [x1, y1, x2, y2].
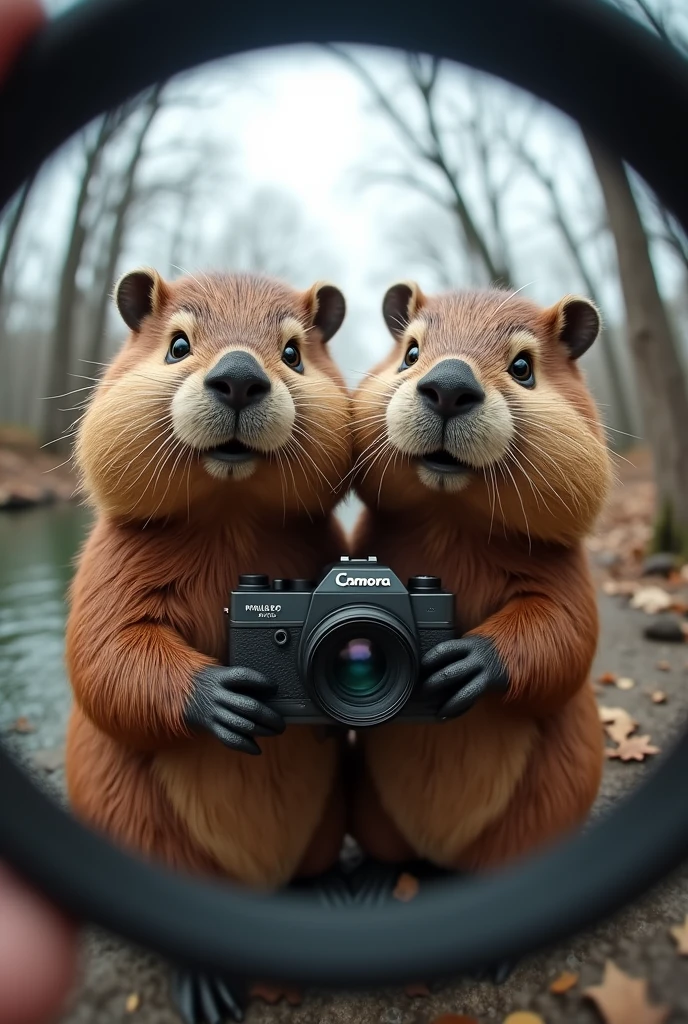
[643, 616, 686, 643]
[642, 552, 679, 577]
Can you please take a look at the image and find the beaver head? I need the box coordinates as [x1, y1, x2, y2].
[77, 269, 351, 522]
[352, 282, 612, 544]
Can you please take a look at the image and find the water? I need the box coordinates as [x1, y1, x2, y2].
[0, 504, 91, 749]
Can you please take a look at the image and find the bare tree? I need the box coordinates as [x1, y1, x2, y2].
[41, 108, 130, 447]
[87, 85, 165, 367]
[586, 132, 688, 552]
[330, 46, 514, 288]
[0, 176, 36, 302]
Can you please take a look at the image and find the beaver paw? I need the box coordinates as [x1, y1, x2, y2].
[185, 666, 285, 755]
[171, 969, 246, 1024]
[290, 864, 355, 908]
[470, 958, 518, 985]
[421, 635, 509, 719]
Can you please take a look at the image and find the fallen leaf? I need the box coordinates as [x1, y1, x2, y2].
[12, 717, 34, 734]
[616, 676, 635, 690]
[503, 1014, 545, 1024]
[549, 970, 579, 993]
[670, 916, 688, 955]
[599, 707, 638, 744]
[125, 993, 140, 1013]
[584, 960, 670, 1024]
[606, 735, 660, 761]
[404, 982, 431, 997]
[631, 587, 673, 614]
[249, 984, 302, 1005]
[670, 600, 688, 614]
[651, 691, 667, 704]
[430, 1017, 479, 1024]
[393, 872, 419, 902]
[598, 671, 617, 685]
[31, 748, 64, 773]
[657, 660, 671, 672]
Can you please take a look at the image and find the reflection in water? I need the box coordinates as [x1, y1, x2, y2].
[0, 505, 91, 750]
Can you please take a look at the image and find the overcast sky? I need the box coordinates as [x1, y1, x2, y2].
[19, 0, 686, 386]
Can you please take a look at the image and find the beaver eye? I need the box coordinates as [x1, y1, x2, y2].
[399, 342, 420, 371]
[509, 352, 535, 388]
[166, 332, 191, 363]
[282, 341, 304, 374]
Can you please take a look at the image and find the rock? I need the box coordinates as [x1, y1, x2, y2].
[643, 615, 686, 643]
[642, 552, 679, 577]
[596, 551, 621, 569]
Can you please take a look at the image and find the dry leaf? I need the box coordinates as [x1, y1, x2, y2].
[404, 982, 431, 997]
[503, 1014, 545, 1024]
[393, 872, 419, 902]
[598, 671, 617, 685]
[125, 993, 140, 1013]
[631, 587, 673, 614]
[584, 960, 670, 1024]
[657, 660, 671, 672]
[651, 691, 667, 704]
[249, 984, 302, 1006]
[549, 970, 579, 993]
[12, 717, 34, 734]
[616, 676, 635, 690]
[606, 735, 660, 762]
[430, 1017, 479, 1024]
[599, 706, 638, 744]
[670, 915, 688, 955]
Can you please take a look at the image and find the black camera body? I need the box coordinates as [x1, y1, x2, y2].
[227, 556, 455, 726]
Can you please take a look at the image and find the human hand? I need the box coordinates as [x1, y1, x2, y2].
[0, 864, 77, 1024]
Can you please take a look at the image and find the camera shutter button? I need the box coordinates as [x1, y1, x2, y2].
[237, 574, 270, 590]
[291, 579, 314, 591]
[408, 575, 442, 592]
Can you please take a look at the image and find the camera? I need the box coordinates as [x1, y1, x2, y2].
[227, 557, 455, 726]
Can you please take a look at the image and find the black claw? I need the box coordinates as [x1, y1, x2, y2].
[171, 969, 247, 1024]
[469, 958, 517, 985]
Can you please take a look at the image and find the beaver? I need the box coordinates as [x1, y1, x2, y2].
[347, 282, 611, 952]
[64, 268, 352, 1022]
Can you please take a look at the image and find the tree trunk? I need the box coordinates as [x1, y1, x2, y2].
[585, 131, 688, 553]
[0, 175, 35, 299]
[41, 114, 118, 447]
[89, 87, 164, 368]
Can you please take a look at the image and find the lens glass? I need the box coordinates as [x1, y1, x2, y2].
[335, 638, 386, 698]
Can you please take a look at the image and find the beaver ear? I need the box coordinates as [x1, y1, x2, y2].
[303, 282, 346, 342]
[552, 295, 601, 360]
[115, 268, 166, 333]
[383, 281, 426, 340]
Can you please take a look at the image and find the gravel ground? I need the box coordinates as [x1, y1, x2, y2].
[3, 580, 688, 1024]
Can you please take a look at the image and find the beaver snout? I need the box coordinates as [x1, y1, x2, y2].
[417, 359, 484, 419]
[204, 351, 271, 412]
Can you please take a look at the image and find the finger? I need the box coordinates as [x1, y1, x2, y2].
[211, 726, 261, 756]
[0, 0, 44, 85]
[219, 668, 278, 695]
[218, 692, 285, 734]
[439, 676, 489, 719]
[213, 705, 284, 739]
[421, 639, 471, 673]
[423, 656, 482, 696]
[0, 865, 78, 1024]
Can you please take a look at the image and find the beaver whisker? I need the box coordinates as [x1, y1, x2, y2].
[290, 423, 342, 475]
[500, 456, 532, 552]
[143, 434, 190, 529]
[102, 414, 174, 478]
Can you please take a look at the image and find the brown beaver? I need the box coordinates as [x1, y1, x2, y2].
[347, 282, 611, 966]
[64, 268, 352, 1021]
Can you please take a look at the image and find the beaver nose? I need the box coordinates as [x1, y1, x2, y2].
[205, 351, 271, 411]
[417, 358, 484, 418]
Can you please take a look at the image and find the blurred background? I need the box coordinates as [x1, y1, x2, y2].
[4, 1, 688, 1020]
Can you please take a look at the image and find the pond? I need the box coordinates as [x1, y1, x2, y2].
[0, 504, 91, 748]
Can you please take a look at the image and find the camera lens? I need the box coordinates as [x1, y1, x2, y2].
[335, 639, 386, 698]
[300, 607, 418, 727]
